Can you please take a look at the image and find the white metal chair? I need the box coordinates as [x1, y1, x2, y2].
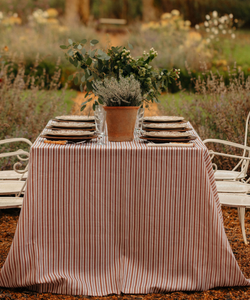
[204, 112, 250, 244]
[203, 111, 250, 182]
[0, 138, 32, 180]
[216, 180, 250, 245]
[0, 138, 32, 209]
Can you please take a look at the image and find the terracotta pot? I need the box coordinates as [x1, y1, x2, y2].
[103, 106, 139, 142]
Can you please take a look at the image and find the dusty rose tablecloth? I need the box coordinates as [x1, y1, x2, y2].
[0, 127, 249, 296]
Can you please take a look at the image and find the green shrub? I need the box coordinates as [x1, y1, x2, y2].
[160, 66, 250, 177]
[0, 54, 76, 170]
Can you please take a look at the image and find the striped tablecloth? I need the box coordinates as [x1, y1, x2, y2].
[0, 127, 249, 296]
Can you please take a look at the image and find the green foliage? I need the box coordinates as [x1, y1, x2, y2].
[61, 38, 179, 110]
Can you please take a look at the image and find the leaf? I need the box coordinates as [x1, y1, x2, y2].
[81, 100, 89, 106]
[88, 75, 94, 81]
[81, 48, 87, 55]
[90, 39, 99, 46]
[98, 98, 104, 105]
[128, 42, 133, 49]
[86, 57, 92, 66]
[77, 44, 82, 50]
[74, 76, 79, 85]
[80, 39, 87, 44]
[68, 38, 73, 45]
[80, 105, 86, 111]
[92, 103, 96, 111]
[60, 45, 68, 49]
[84, 92, 89, 98]
[86, 81, 92, 91]
[104, 55, 111, 61]
[67, 49, 74, 56]
[80, 84, 83, 93]
[81, 75, 85, 82]
[68, 74, 73, 81]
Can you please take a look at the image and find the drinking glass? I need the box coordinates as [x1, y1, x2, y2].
[134, 107, 145, 141]
[94, 106, 106, 145]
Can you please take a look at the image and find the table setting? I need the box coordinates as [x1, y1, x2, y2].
[0, 38, 250, 297]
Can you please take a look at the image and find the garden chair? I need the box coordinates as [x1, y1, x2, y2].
[0, 138, 31, 180]
[216, 180, 250, 245]
[203, 111, 250, 181]
[0, 138, 32, 209]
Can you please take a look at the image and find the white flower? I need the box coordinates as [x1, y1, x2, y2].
[206, 38, 211, 43]
[231, 33, 235, 39]
[161, 72, 164, 75]
[214, 29, 219, 34]
[171, 9, 180, 16]
[219, 24, 223, 29]
[229, 14, 233, 18]
[210, 35, 214, 39]
[114, 66, 118, 69]
[206, 28, 210, 32]
[206, 15, 210, 20]
[222, 30, 226, 34]
[204, 21, 209, 27]
[0, 12, 3, 19]
[13, 13, 18, 17]
[195, 24, 199, 30]
[212, 11, 218, 18]
[158, 76, 161, 79]
[214, 19, 218, 26]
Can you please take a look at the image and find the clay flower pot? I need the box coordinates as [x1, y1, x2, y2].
[103, 106, 139, 142]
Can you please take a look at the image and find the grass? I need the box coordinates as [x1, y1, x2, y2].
[20, 89, 76, 114]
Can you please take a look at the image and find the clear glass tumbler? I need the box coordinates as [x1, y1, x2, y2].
[134, 107, 145, 141]
[94, 106, 107, 145]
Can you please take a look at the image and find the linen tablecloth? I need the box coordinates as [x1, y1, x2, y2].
[0, 128, 249, 296]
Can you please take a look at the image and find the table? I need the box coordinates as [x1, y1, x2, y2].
[0, 127, 249, 296]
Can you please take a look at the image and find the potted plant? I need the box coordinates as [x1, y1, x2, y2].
[60, 38, 180, 141]
[92, 75, 142, 141]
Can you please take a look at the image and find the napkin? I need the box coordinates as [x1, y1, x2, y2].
[147, 142, 194, 147]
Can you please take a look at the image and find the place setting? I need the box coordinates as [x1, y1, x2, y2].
[139, 115, 196, 147]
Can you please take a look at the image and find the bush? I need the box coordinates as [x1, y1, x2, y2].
[0, 54, 73, 170]
[160, 65, 250, 177]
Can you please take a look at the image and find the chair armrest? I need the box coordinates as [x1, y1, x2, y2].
[203, 139, 250, 152]
[0, 138, 32, 147]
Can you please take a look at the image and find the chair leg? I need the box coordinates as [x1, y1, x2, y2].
[237, 207, 248, 245]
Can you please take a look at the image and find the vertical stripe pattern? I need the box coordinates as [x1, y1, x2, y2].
[0, 125, 249, 296]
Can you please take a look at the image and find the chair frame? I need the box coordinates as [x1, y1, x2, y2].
[203, 111, 250, 182]
[0, 138, 32, 208]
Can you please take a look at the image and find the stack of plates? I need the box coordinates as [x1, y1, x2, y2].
[143, 116, 191, 132]
[41, 129, 97, 142]
[140, 131, 196, 143]
[141, 116, 195, 143]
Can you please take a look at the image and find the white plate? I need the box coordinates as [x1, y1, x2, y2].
[143, 122, 188, 129]
[55, 115, 95, 122]
[50, 121, 95, 128]
[43, 129, 94, 136]
[143, 116, 184, 122]
[143, 131, 191, 138]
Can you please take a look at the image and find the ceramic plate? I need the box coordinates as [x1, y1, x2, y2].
[41, 135, 97, 141]
[50, 121, 95, 129]
[140, 136, 196, 142]
[143, 122, 188, 129]
[143, 116, 184, 123]
[143, 131, 192, 138]
[55, 115, 95, 122]
[43, 129, 94, 137]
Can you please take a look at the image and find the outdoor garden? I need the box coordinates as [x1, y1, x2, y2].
[1, 0, 250, 298]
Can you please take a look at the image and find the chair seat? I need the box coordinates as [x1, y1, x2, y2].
[0, 197, 23, 209]
[0, 180, 26, 195]
[0, 170, 28, 180]
[219, 193, 250, 207]
[216, 181, 250, 193]
[214, 170, 245, 180]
